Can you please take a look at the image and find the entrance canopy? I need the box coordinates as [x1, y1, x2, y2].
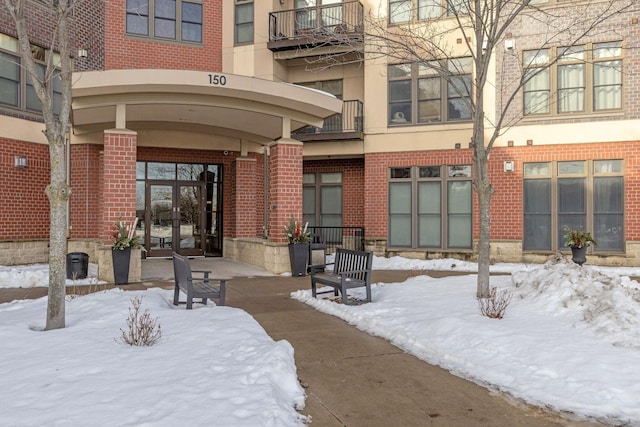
[71, 69, 343, 142]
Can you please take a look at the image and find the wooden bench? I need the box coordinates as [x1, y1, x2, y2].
[172, 253, 228, 309]
[310, 248, 373, 305]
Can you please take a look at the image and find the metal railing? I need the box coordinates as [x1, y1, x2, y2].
[269, 1, 364, 43]
[294, 99, 363, 136]
[308, 226, 365, 253]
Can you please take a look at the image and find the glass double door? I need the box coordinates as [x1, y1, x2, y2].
[146, 181, 205, 257]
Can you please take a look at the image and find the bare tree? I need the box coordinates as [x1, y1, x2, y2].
[305, 0, 637, 297]
[2, 0, 74, 329]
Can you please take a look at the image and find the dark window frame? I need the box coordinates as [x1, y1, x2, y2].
[388, 165, 473, 249]
[523, 159, 625, 253]
[0, 35, 62, 117]
[388, 58, 472, 126]
[523, 41, 623, 117]
[303, 172, 343, 228]
[126, 0, 203, 44]
[389, 0, 468, 24]
[234, 0, 254, 45]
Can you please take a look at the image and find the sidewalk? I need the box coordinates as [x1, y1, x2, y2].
[0, 260, 597, 426]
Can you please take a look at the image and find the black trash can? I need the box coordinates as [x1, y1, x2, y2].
[66, 252, 89, 280]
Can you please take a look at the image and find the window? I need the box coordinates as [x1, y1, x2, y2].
[446, 0, 469, 16]
[235, 0, 254, 45]
[523, 160, 624, 252]
[594, 42, 623, 110]
[523, 42, 622, 116]
[389, 0, 411, 23]
[388, 58, 472, 125]
[181, 2, 202, 42]
[127, 0, 150, 35]
[303, 172, 343, 228]
[0, 34, 62, 116]
[154, 0, 176, 39]
[418, 0, 441, 19]
[126, 0, 202, 43]
[523, 49, 550, 115]
[296, 80, 343, 132]
[557, 46, 585, 113]
[390, 0, 467, 23]
[0, 51, 19, 108]
[389, 165, 472, 249]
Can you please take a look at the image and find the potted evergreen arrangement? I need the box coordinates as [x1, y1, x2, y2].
[563, 226, 597, 266]
[284, 216, 310, 276]
[112, 218, 142, 284]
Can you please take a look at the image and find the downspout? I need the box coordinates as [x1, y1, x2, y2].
[66, 134, 70, 237]
[263, 144, 270, 239]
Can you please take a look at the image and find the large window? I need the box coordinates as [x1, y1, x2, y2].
[523, 160, 624, 252]
[303, 172, 343, 228]
[126, 0, 202, 43]
[523, 42, 622, 116]
[235, 0, 254, 45]
[0, 34, 62, 115]
[390, 0, 467, 23]
[389, 58, 472, 125]
[389, 165, 472, 249]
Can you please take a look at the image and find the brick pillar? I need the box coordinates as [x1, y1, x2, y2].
[102, 129, 137, 244]
[268, 139, 303, 243]
[234, 156, 257, 237]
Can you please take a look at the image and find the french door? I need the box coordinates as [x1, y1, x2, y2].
[146, 181, 205, 257]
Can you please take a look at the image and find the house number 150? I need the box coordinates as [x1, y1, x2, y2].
[208, 74, 227, 85]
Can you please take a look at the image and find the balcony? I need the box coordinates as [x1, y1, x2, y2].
[294, 99, 363, 141]
[268, 1, 364, 52]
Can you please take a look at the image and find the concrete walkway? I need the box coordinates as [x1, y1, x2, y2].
[1, 259, 599, 426]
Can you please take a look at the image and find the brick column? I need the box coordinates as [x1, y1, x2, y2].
[234, 156, 257, 237]
[102, 129, 137, 244]
[268, 139, 303, 243]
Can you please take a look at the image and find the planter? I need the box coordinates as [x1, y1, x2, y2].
[112, 247, 132, 285]
[570, 245, 587, 266]
[289, 243, 309, 277]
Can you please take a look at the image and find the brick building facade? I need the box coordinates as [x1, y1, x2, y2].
[2, 1, 640, 280]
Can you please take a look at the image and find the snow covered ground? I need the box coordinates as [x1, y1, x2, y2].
[2, 255, 640, 425]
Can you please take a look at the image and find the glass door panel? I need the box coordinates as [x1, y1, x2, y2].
[204, 165, 222, 256]
[136, 180, 146, 252]
[178, 184, 203, 256]
[146, 182, 205, 257]
[149, 184, 174, 256]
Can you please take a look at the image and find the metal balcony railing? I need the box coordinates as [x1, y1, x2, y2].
[268, 1, 364, 51]
[308, 226, 365, 253]
[294, 99, 363, 141]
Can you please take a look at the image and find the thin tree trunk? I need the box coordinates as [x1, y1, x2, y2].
[476, 162, 492, 299]
[473, 112, 493, 299]
[45, 134, 68, 330]
[3, 0, 74, 330]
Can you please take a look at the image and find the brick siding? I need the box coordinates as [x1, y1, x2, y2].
[69, 144, 103, 238]
[365, 141, 640, 242]
[268, 141, 304, 243]
[104, 0, 222, 71]
[0, 138, 50, 239]
[102, 131, 137, 243]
